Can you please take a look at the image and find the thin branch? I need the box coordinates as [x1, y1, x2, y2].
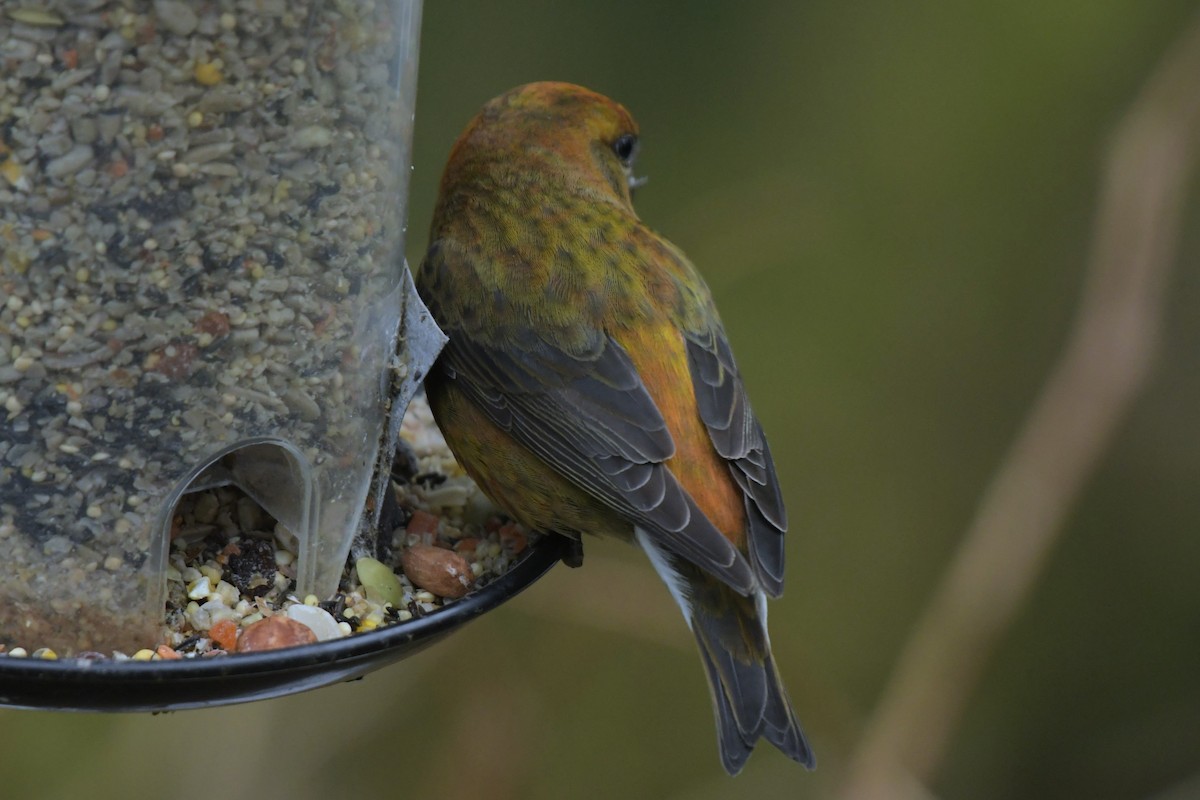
[1145, 770, 1200, 800]
[838, 13, 1200, 799]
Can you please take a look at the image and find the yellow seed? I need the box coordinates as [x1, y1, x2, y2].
[131, 649, 155, 661]
[193, 62, 223, 86]
[8, 8, 64, 26]
[0, 158, 22, 186]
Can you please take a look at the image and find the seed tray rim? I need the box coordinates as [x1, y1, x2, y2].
[0, 534, 569, 712]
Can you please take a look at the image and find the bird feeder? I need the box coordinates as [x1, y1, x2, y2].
[0, 0, 458, 668]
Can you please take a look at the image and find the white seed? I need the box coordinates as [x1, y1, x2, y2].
[45, 145, 93, 179]
[286, 604, 343, 641]
[186, 575, 211, 600]
[154, 1, 198, 36]
[213, 580, 240, 605]
[293, 125, 332, 148]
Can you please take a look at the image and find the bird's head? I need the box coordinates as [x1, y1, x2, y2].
[440, 81, 645, 210]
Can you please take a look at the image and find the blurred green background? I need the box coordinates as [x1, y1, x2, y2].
[5, 1, 1200, 797]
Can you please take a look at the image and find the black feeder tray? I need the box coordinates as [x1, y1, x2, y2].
[0, 535, 569, 712]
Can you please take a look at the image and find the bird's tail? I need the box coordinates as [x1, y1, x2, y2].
[636, 530, 815, 775]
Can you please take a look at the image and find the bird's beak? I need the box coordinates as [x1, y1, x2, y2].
[628, 173, 648, 201]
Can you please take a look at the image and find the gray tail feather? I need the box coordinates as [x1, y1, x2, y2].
[636, 528, 814, 774]
[691, 597, 815, 775]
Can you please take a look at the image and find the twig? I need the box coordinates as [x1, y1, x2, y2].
[1145, 769, 1200, 800]
[838, 12, 1200, 798]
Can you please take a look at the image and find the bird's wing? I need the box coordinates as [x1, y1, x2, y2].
[685, 327, 788, 597]
[439, 329, 756, 596]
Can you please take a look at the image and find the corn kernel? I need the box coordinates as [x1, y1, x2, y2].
[193, 62, 223, 86]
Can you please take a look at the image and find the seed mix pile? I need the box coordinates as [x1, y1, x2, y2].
[0, 392, 538, 661]
[0, 0, 421, 653]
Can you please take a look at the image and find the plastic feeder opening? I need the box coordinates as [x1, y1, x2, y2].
[180, 439, 314, 586]
[0, 0, 425, 656]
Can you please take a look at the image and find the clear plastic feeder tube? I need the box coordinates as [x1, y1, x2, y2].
[0, 0, 424, 654]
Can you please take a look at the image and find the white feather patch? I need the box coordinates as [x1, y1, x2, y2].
[635, 526, 694, 630]
[755, 588, 771, 648]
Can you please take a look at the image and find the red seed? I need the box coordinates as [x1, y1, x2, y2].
[155, 644, 181, 660]
[400, 544, 474, 599]
[144, 342, 199, 381]
[498, 523, 527, 554]
[237, 615, 316, 652]
[406, 509, 440, 538]
[194, 310, 231, 338]
[209, 618, 238, 651]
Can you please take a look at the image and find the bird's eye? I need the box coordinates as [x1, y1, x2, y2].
[613, 133, 638, 166]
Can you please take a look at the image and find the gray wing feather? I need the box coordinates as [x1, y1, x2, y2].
[686, 330, 788, 597]
[440, 333, 755, 594]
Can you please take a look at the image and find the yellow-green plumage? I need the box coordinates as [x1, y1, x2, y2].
[416, 82, 813, 774]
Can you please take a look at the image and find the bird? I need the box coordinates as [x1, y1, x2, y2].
[414, 81, 814, 774]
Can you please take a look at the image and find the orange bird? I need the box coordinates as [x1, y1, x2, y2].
[415, 82, 813, 774]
